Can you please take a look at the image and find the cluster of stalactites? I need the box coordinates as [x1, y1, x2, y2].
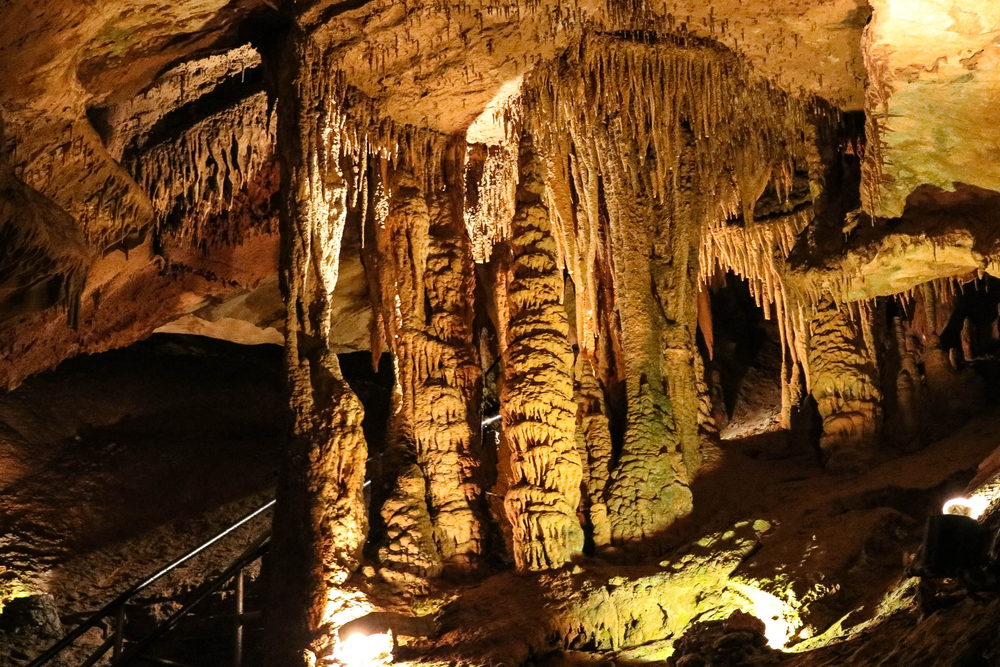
[131, 92, 277, 244]
[700, 209, 814, 415]
[517, 33, 813, 359]
[463, 92, 522, 263]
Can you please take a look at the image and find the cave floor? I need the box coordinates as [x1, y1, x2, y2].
[1, 335, 999, 665]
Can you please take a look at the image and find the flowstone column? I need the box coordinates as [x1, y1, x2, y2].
[574, 357, 613, 548]
[808, 298, 882, 472]
[599, 133, 692, 545]
[499, 133, 585, 570]
[370, 150, 484, 573]
[264, 32, 368, 667]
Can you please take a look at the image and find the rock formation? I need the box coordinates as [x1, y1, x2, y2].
[3, 1, 1000, 666]
[496, 132, 585, 570]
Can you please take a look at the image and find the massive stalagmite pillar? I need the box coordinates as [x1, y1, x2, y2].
[599, 137, 693, 545]
[370, 145, 484, 573]
[499, 133, 584, 570]
[264, 31, 368, 667]
[808, 298, 882, 472]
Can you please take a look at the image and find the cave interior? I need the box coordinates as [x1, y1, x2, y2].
[3, 0, 1000, 666]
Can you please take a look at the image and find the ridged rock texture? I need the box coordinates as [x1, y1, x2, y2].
[365, 134, 485, 574]
[263, 33, 369, 667]
[807, 298, 882, 472]
[573, 357, 613, 548]
[497, 132, 585, 571]
[518, 34, 816, 544]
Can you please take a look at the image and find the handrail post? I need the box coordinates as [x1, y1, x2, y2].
[112, 605, 126, 659]
[234, 568, 244, 667]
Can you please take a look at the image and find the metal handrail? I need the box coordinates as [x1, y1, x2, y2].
[111, 535, 271, 667]
[26, 500, 276, 667]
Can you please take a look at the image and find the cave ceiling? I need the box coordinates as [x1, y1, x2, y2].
[0, 0, 998, 383]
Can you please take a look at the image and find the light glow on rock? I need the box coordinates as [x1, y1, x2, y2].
[335, 631, 394, 667]
[943, 496, 990, 520]
[726, 581, 802, 650]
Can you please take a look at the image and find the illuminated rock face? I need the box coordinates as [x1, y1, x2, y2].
[263, 34, 368, 667]
[6, 2, 1000, 665]
[368, 151, 485, 572]
[807, 298, 882, 472]
[862, 0, 1000, 219]
[498, 133, 585, 570]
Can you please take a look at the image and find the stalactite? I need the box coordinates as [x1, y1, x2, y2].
[369, 141, 485, 571]
[807, 297, 883, 473]
[131, 92, 277, 244]
[264, 34, 369, 667]
[498, 131, 584, 570]
[699, 209, 813, 421]
[574, 356, 613, 548]
[464, 96, 520, 263]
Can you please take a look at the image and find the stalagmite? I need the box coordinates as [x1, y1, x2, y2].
[807, 297, 882, 472]
[264, 33, 368, 667]
[367, 136, 485, 572]
[379, 463, 443, 589]
[498, 132, 584, 570]
[574, 357, 613, 548]
[695, 353, 719, 449]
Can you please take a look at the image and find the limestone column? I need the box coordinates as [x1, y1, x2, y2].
[599, 131, 692, 545]
[264, 31, 368, 667]
[574, 357, 613, 548]
[499, 133, 584, 570]
[370, 148, 484, 573]
[808, 298, 882, 472]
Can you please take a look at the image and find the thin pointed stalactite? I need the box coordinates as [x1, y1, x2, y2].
[369, 138, 485, 573]
[807, 297, 883, 473]
[264, 32, 369, 667]
[498, 132, 584, 570]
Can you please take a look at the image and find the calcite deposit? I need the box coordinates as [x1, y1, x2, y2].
[3, 0, 1000, 665]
